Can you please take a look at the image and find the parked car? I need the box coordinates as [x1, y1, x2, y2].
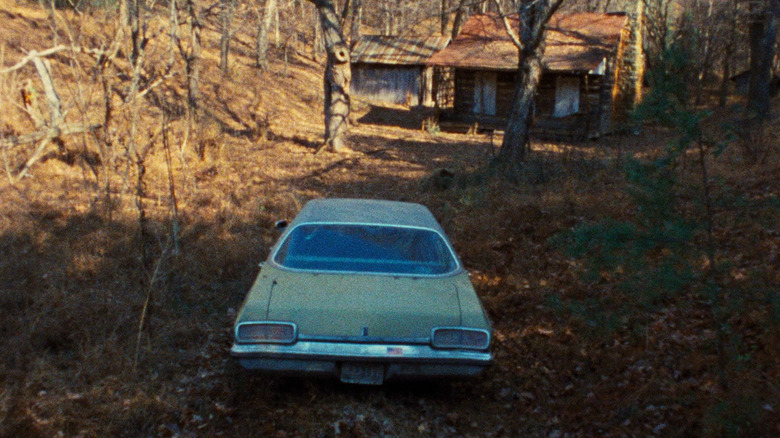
[230, 198, 492, 385]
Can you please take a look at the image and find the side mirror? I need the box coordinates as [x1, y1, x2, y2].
[274, 220, 288, 231]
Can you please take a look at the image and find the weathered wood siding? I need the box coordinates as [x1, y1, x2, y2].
[535, 73, 607, 139]
[448, 68, 609, 138]
[453, 70, 516, 119]
[454, 70, 475, 116]
[351, 64, 423, 106]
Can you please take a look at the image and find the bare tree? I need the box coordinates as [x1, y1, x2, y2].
[337, 0, 362, 46]
[693, 0, 715, 105]
[718, 1, 740, 107]
[491, 0, 565, 172]
[642, 0, 676, 72]
[130, 0, 142, 65]
[256, 0, 278, 70]
[220, 0, 235, 76]
[747, 0, 779, 119]
[313, 11, 325, 62]
[349, 0, 362, 45]
[451, 0, 470, 39]
[441, 0, 451, 34]
[174, 0, 203, 157]
[308, 0, 352, 152]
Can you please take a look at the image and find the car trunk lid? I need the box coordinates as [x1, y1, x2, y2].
[266, 270, 461, 340]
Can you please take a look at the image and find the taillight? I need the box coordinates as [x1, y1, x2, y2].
[236, 322, 297, 344]
[431, 327, 490, 350]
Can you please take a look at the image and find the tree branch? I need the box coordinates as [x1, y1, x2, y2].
[0, 124, 101, 150]
[492, 0, 523, 50]
[0, 45, 111, 75]
[0, 46, 69, 74]
[491, 0, 566, 53]
[31, 56, 63, 126]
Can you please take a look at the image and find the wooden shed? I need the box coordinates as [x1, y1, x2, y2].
[426, 12, 644, 139]
[350, 35, 450, 107]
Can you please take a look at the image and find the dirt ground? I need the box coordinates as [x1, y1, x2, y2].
[1, 1, 779, 436]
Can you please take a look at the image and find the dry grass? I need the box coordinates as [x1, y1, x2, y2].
[1, 1, 779, 436]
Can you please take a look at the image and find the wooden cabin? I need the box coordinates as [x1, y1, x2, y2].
[350, 35, 450, 107]
[730, 70, 780, 96]
[426, 12, 644, 139]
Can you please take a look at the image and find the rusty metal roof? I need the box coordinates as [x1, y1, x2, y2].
[427, 12, 628, 72]
[351, 35, 451, 66]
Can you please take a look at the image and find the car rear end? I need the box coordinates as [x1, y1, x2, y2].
[230, 268, 492, 385]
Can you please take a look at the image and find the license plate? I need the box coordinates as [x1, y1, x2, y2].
[340, 362, 385, 385]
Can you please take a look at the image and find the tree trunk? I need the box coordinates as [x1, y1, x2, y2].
[350, 0, 361, 45]
[719, 0, 738, 108]
[168, 0, 178, 68]
[496, 52, 542, 168]
[381, 0, 391, 35]
[451, 0, 469, 39]
[491, 0, 563, 174]
[694, 0, 714, 106]
[180, 0, 202, 158]
[186, 0, 201, 113]
[220, 0, 234, 76]
[747, 0, 778, 119]
[441, 0, 450, 35]
[313, 11, 324, 62]
[256, 0, 277, 70]
[130, 0, 141, 64]
[309, 0, 351, 152]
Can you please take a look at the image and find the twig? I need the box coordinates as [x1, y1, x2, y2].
[162, 110, 181, 255]
[133, 71, 178, 101]
[1, 143, 13, 183]
[133, 247, 168, 371]
[14, 136, 53, 182]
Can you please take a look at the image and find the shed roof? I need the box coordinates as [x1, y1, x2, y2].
[351, 35, 451, 66]
[427, 12, 628, 72]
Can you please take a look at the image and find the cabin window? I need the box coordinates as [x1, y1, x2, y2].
[473, 72, 497, 116]
[553, 76, 580, 118]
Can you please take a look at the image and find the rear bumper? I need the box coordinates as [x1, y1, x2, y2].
[230, 340, 492, 382]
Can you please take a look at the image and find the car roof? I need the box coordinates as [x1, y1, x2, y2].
[289, 198, 446, 233]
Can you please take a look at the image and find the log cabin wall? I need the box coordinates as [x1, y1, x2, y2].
[451, 70, 517, 127]
[433, 67, 456, 109]
[495, 72, 516, 116]
[427, 12, 642, 138]
[534, 73, 608, 140]
[453, 69, 475, 116]
[449, 68, 610, 139]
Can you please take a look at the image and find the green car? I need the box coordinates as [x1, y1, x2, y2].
[230, 198, 492, 385]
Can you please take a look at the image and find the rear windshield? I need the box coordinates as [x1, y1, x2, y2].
[273, 224, 459, 275]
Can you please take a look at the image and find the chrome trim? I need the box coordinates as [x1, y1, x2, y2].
[231, 340, 493, 365]
[268, 222, 463, 278]
[235, 321, 298, 344]
[298, 334, 430, 345]
[430, 327, 491, 350]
